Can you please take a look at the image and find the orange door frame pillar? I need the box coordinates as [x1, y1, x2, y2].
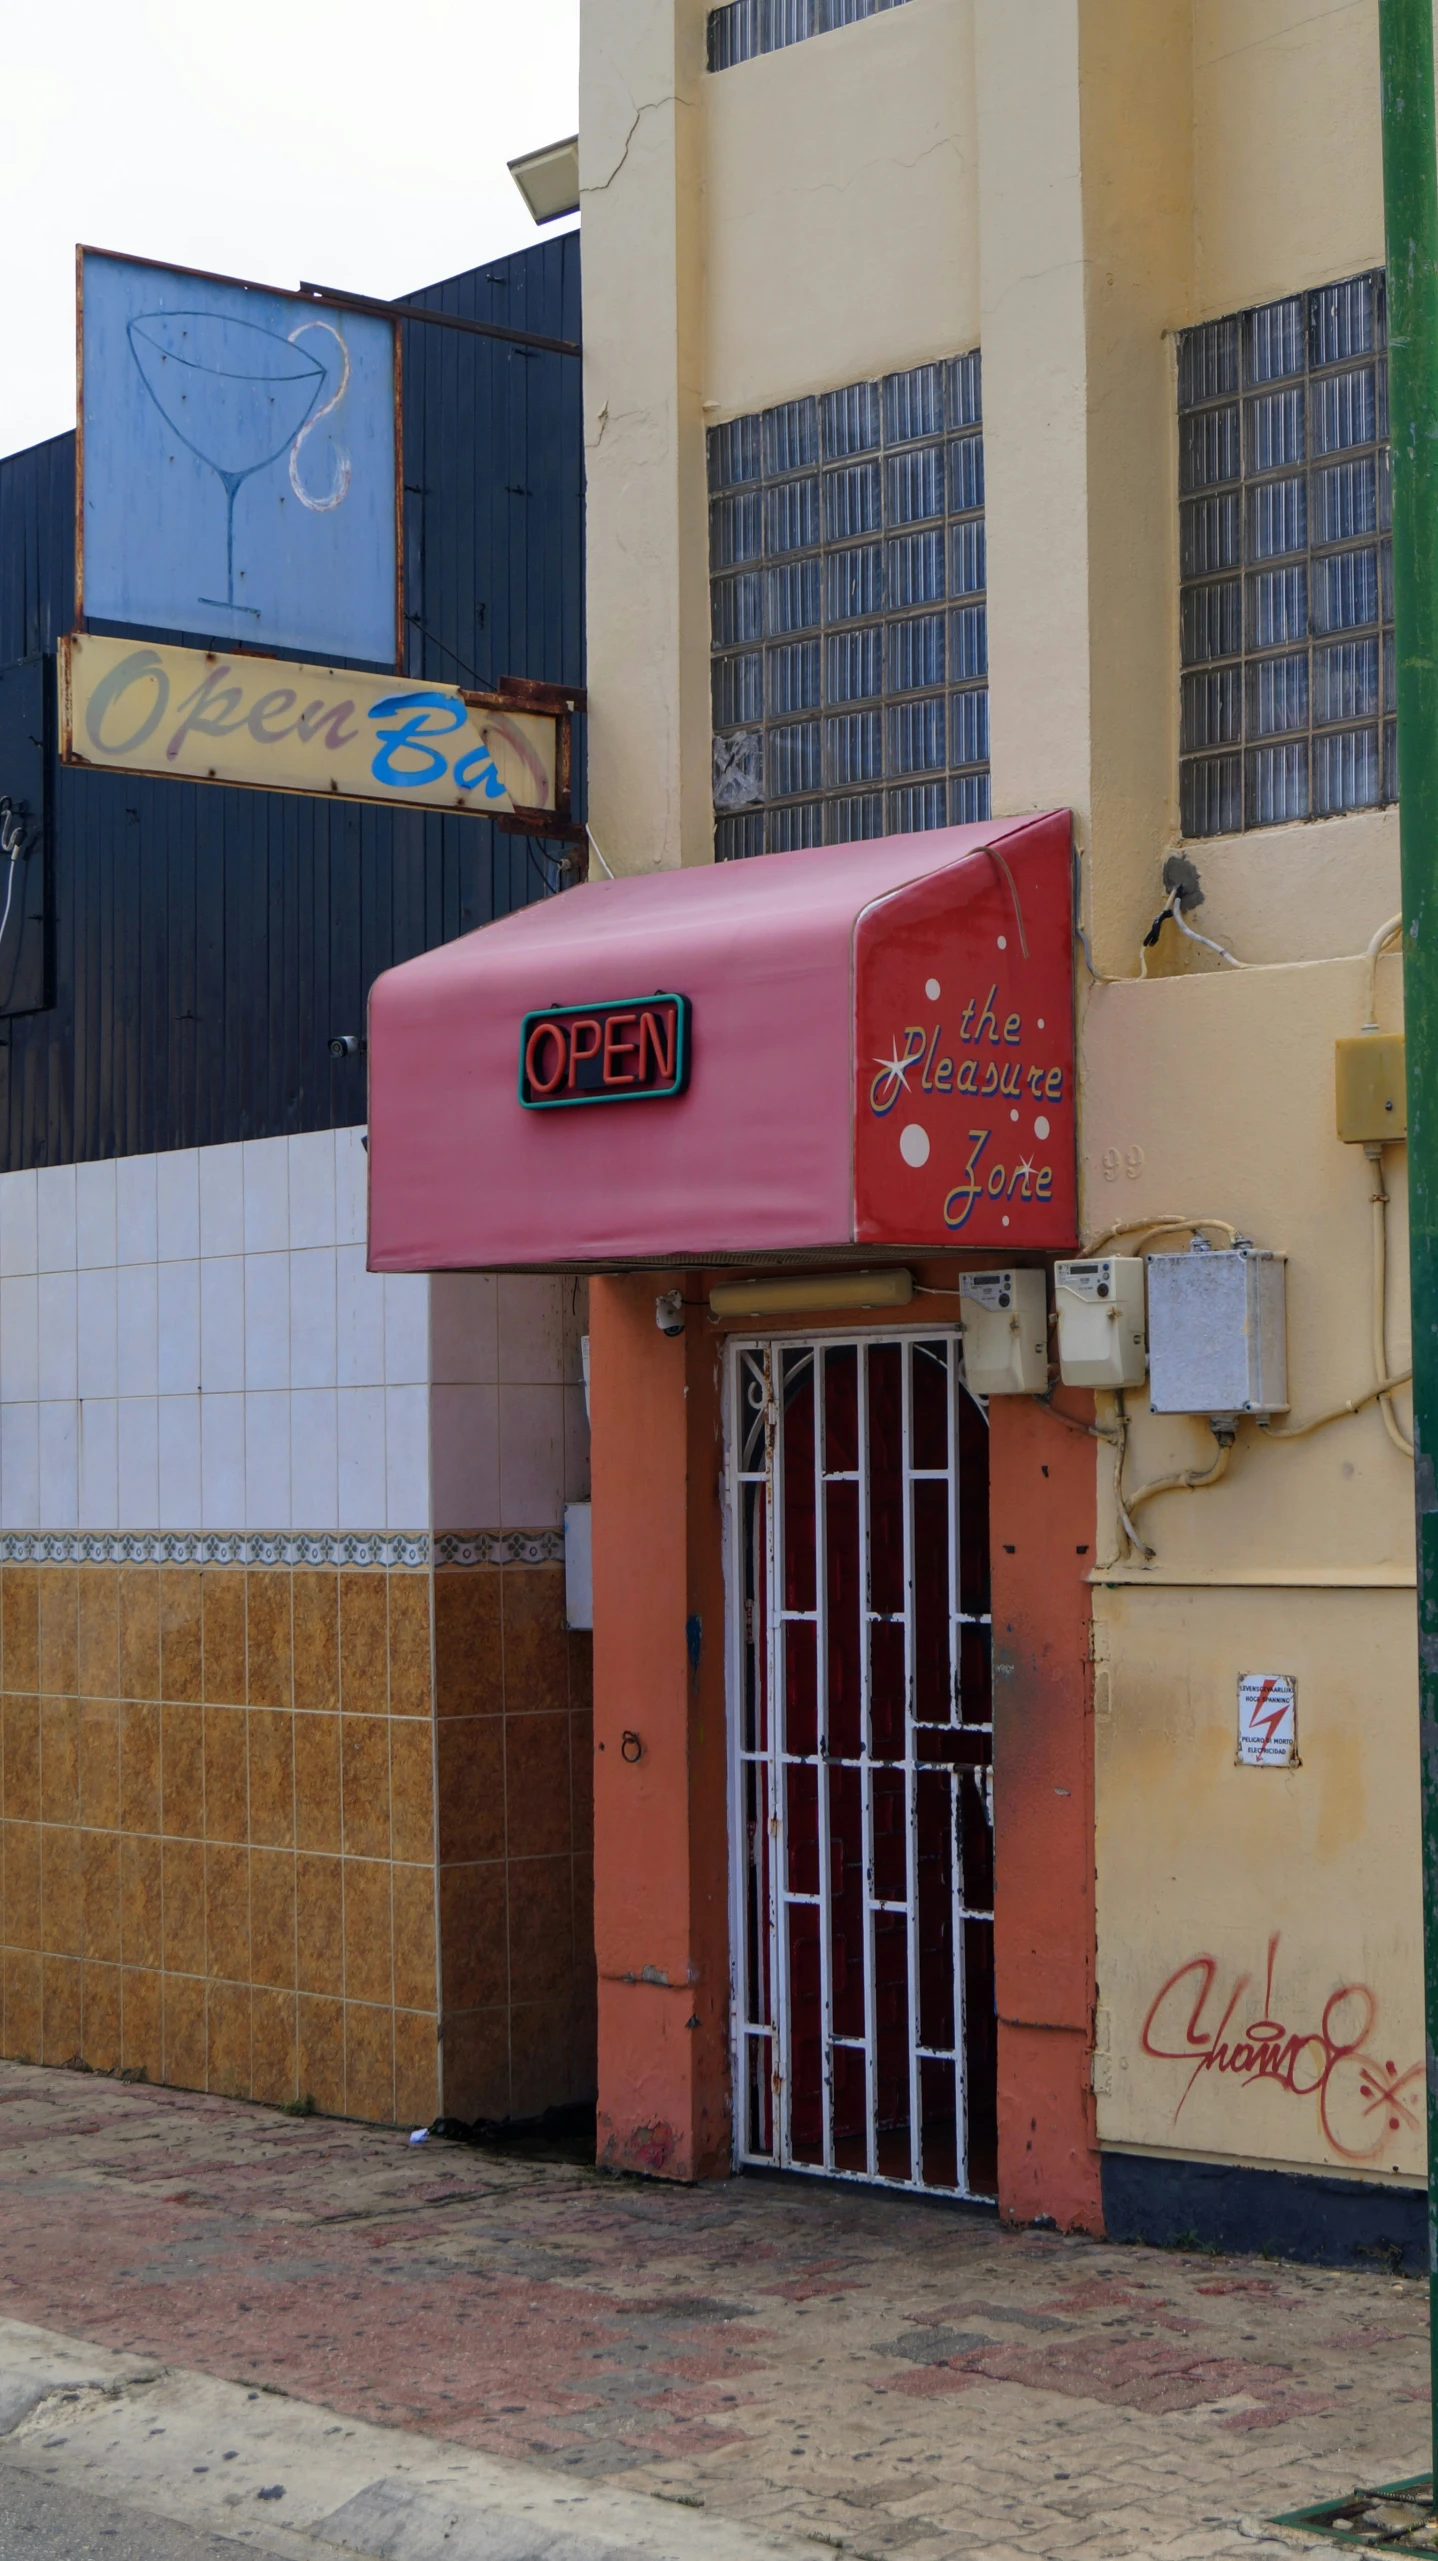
[989, 1393, 1103, 2233]
[589, 1272, 732, 2178]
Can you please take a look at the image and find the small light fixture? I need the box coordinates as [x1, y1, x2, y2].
[709, 1269, 914, 1320]
[508, 136, 580, 227]
[328, 1034, 365, 1059]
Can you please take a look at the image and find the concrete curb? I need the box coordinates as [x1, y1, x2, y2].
[0, 2314, 813, 2561]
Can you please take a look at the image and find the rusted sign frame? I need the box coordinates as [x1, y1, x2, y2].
[75, 245, 405, 675]
[297, 279, 581, 362]
[477, 675, 589, 859]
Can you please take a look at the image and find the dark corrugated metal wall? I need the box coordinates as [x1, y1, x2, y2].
[0, 235, 582, 1171]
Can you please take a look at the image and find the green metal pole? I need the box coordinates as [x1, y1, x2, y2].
[1379, 0, 1438, 2487]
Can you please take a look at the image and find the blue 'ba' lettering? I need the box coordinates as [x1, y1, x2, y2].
[366, 692, 505, 798]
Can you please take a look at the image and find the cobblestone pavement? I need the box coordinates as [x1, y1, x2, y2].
[0, 2060, 1429, 2560]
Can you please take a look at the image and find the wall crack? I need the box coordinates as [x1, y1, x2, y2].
[582, 92, 678, 198]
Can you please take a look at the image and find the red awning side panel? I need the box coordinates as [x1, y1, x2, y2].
[853, 810, 1077, 1248]
[366, 815, 1075, 1273]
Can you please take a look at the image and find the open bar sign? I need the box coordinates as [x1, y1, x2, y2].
[1237, 1673, 1299, 1767]
[519, 995, 691, 1109]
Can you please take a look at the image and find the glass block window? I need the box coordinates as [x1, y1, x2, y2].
[1177, 270, 1395, 835]
[708, 0, 911, 72]
[709, 354, 988, 859]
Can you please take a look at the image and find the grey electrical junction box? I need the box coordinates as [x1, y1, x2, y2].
[1146, 1245, 1288, 1417]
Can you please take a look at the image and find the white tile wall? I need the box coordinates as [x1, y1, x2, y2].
[39, 1401, 79, 1528]
[288, 1129, 336, 1252]
[76, 1161, 117, 1271]
[289, 1251, 337, 1391]
[115, 1154, 158, 1267]
[385, 1274, 429, 1386]
[244, 1253, 290, 1394]
[1, 1277, 38, 1405]
[290, 1387, 338, 1524]
[117, 1264, 158, 1399]
[38, 1272, 77, 1403]
[37, 1166, 76, 1276]
[496, 1274, 565, 1384]
[243, 1137, 288, 1256]
[337, 1243, 384, 1388]
[158, 1395, 201, 1529]
[77, 1268, 118, 1400]
[430, 1273, 498, 1384]
[198, 1144, 244, 1260]
[496, 1385, 566, 1528]
[0, 1131, 589, 1535]
[201, 1390, 246, 1528]
[384, 1382, 431, 1526]
[335, 1127, 367, 1249]
[118, 1396, 159, 1531]
[199, 1257, 245, 1395]
[1, 1402, 37, 1530]
[246, 1389, 291, 1527]
[157, 1263, 200, 1397]
[79, 1397, 119, 1528]
[431, 1384, 500, 1530]
[430, 1275, 590, 1531]
[0, 1172, 37, 1279]
[156, 1151, 198, 1264]
[338, 1385, 387, 1529]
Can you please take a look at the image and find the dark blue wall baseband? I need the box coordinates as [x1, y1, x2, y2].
[1101, 2150, 1426, 2274]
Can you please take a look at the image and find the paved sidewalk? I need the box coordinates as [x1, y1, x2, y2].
[0, 2060, 1428, 2560]
[0, 2311, 811, 2560]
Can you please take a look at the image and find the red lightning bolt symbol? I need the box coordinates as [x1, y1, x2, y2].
[1247, 1678, 1288, 1752]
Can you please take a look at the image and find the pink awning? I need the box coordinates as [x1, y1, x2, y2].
[366, 811, 1076, 1272]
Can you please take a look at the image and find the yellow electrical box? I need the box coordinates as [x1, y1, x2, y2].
[1335, 1034, 1407, 1142]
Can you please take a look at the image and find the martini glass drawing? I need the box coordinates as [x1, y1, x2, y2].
[126, 311, 328, 617]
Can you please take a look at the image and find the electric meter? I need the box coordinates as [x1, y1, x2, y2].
[958, 1269, 1048, 1395]
[1054, 1257, 1147, 1389]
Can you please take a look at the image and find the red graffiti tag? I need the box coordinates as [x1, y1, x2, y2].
[1139, 1934, 1422, 2165]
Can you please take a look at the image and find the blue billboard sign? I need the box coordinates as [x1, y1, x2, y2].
[78, 250, 400, 668]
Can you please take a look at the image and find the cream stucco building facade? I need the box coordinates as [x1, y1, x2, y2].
[575, 0, 1420, 2241]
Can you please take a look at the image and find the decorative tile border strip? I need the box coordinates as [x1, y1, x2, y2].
[0, 1527, 568, 1571]
[434, 1529, 566, 1568]
[0, 1530, 431, 1570]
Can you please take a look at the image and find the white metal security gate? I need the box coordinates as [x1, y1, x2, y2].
[726, 1331, 996, 2199]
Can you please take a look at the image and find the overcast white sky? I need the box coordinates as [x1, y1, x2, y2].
[1, 0, 580, 461]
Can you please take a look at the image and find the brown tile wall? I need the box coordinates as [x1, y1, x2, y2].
[0, 1562, 440, 2122]
[433, 1565, 595, 2122]
[0, 1561, 595, 2129]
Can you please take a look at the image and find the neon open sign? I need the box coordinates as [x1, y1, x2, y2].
[519, 995, 691, 1109]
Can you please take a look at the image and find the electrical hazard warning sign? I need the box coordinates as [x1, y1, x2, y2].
[1237, 1672, 1299, 1767]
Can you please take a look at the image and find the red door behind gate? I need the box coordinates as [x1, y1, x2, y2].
[729, 1331, 996, 2198]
